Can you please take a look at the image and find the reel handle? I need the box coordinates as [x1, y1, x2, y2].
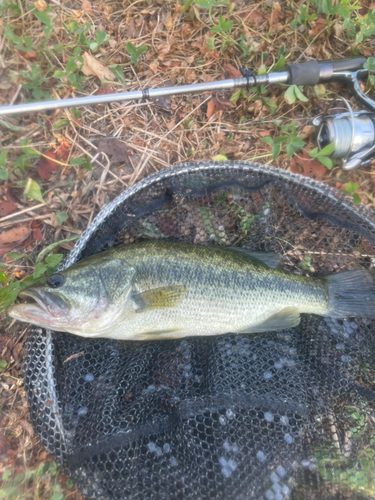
[286, 57, 371, 86]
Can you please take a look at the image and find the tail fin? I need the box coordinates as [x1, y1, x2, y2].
[326, 269, 375, 318]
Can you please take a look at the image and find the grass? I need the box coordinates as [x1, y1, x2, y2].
[1, 0, 375, 497]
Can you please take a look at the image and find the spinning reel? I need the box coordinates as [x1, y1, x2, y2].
[1, 56, 375, 170]
[310, 64, 375, 170]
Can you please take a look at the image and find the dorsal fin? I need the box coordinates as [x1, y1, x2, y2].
[227, 248, 282, 269]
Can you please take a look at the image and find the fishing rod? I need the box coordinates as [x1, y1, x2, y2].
[1, 57, 375, 170]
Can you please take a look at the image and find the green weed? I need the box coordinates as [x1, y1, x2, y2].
[126, 42, 148, 66]
[261, 122, 305, 160]
[0, 462, 73, 500]
[309, 142, 335, 169]
[313, 408, 375, 496]
[341, 181, 361, 205]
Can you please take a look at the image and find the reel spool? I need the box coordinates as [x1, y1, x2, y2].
[313, 98, 375, 171]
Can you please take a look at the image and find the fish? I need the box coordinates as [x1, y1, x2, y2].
[7, 240, 375, 340]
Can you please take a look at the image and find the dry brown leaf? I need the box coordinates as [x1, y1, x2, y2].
[164, 13, 173, 31]
[206, 99, 215, 119]
[126, 18, 140, 38]
[300, 125, 315, 139]
[34, 0, 47, 11]
[0, 226, 30, 245]
[37, 151, 59, 180]
[97, 139, 132, 166]
[212, 95, 231, 110]
[288, 151, 326, 182]
[258, 130, 271, 138]
[0, 201, 17, 216]
[265, 2, 281, 25]
[312, 18, 327, 35]
[248, 10, 266, 26]
[157, 43, 171, 60]
[333, 22, 343, 37]
[80, 52, 114, 81]
[149, 61, 158, 74]
[0, 226, 31, 257]
[224, 64, 242, 79]
[18, 50, 37, 59]
[81, 0, 95, 16]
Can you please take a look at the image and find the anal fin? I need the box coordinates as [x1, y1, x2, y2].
[238, 307, 300, 334]
[136, 329, 182, 340]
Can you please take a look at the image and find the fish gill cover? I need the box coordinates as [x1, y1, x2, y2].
[23, 162, 375, 500]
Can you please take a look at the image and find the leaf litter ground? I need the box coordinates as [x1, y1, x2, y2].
[1, 0, 375, 497]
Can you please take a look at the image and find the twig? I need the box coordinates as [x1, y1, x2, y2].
[0, 203, 45, 223]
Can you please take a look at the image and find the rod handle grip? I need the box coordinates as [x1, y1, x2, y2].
[286, 60, 320, 86]
[286, 57, 372, 86]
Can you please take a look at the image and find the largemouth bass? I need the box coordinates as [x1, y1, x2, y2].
[7, 241, 375, 340]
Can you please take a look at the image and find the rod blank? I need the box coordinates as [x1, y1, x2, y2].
[0, 72, 289, 117]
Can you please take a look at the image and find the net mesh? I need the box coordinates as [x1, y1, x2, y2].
[23, 162, 375, 500]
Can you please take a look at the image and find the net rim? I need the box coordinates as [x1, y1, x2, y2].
[61, 161, 375, 270]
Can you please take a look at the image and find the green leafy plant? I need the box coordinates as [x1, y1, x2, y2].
[69, 156, 92, 171]
[211, 15, 233, 33]
[24, 178, 44, 204]
[289, 4, 316, 29]
[313, 408, 375, 497]
[0, 0, 21, 17]
[56, 212, 69, 226]
[0, 151, 8, 181]
[280, 122, 305, 157]
[0, 238, 78, 312]
[181, 0, 228, 14]
[352, 8, 375, 43]
[0, 461, 73, 500]
[230, 89, 247, 102]
[54, 49, 85, 91]
[309, 142, 335, 169]
[11, 139, 41, 175]
[206, 37, 215, 50]
[3, 26, 34, 53]
[261, 135, 287, 160]
[88, 30, 109, 52]
[261, 123, 305, 159]
[53, 22, 112, 88]
[341, 181, 361, 205]
[284, 85, 308, 104]
[20, 63, 52, 100]
[364, 57, 375, 89]
[183, 118, 194, 129]
[312, 0, 357, 27]
[126, 42, 148, 66]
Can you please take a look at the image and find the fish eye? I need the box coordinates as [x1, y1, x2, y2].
[47, 274, 65, 288]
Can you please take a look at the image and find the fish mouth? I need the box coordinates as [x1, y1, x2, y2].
[7, 289, 68, 325]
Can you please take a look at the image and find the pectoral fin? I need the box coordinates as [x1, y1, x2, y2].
[239, 307, 300, 334]
[132, 286, 185, 312]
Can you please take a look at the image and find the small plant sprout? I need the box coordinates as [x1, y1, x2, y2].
[309, 142, 335, 169]
[284, 85, 309, 104]
[341, 181, 362, 206]
[126, 42, 148, 66]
